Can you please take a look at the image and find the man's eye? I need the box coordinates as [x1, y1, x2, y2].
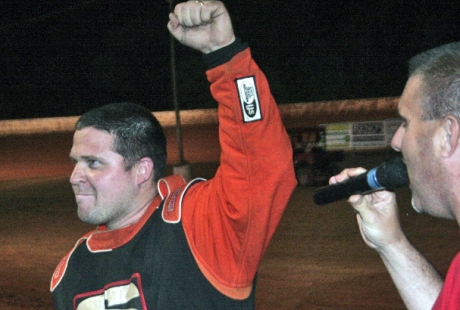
[88, 160, 100, 168]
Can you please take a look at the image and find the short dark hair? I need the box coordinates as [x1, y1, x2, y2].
[75, 102, 167, 182]
[409, 42, 460, 120]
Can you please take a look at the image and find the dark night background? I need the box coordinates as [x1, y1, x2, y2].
[1, 0, 459, 120]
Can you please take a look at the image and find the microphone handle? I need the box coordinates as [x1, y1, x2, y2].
[313, 173, 371, 205]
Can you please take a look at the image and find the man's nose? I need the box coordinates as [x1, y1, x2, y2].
[391, 125, 403, 152]
[70, 163, 85, 185]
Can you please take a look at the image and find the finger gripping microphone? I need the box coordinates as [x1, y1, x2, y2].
[313, 157, 409, 205]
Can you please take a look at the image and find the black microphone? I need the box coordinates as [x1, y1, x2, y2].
[313, 157, 409, 205]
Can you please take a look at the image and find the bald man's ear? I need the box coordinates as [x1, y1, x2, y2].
[136, 157, 154, 185]
[440, 115, 460, 157]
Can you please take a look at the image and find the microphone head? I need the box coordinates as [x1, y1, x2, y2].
[375, 157, 409, 189]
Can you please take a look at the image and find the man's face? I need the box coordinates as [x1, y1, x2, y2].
[69, 127, 139, 228]
[391, 76, 453, 218]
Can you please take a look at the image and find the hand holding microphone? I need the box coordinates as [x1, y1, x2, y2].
[313, 157, 409, 205]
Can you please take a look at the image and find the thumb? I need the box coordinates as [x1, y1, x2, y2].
[167, 13, 180, 35]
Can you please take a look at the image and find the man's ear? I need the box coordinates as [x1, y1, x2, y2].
[136, 157, 154, 185]
[440, 115, 460, 157]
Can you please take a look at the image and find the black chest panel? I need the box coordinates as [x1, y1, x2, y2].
[53, 202, 256, 310]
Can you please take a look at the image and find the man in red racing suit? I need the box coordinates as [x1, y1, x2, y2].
[50, 1, 297, 309]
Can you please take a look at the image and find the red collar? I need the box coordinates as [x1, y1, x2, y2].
[85, 195, 162, 252]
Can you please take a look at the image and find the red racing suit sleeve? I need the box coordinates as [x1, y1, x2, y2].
[181, 47, 297, 299]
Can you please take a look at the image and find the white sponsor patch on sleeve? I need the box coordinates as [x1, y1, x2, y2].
[236, 76, 262, 123]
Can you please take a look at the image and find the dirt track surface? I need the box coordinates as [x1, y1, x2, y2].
[1, 164, 459, 309]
